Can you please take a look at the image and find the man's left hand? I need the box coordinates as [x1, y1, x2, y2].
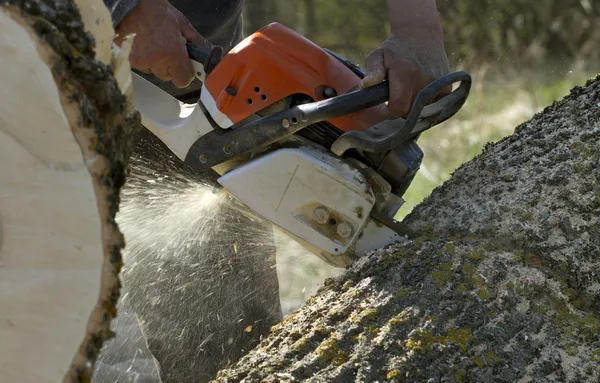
[360, 33, 450, 119]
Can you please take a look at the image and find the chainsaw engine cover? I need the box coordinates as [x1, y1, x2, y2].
[201, 22, 384, 131]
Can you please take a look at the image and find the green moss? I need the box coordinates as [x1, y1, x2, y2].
[405, 337, 425, 351]
[591, 349, 600, 362]
[474, 356, 485, 367]
[405, 328, 473, 353]
[352, 332, 365, 342]
[444, 243, 457, 255]
[462, 263, 477, 276]
[396, 289, 412, 298]
[315, 338, 348, 366]
[447, 328, 473, 352]
[367, 326, 380, 334]
[574, 163, 588, 173]
[486, 352, 501, 363]
[351, 309, 378, 324]
[389, 312, 410, 327]
[364, 309, 377, 321]
[551, 295, 600, 348]
[513, 208, 533, 221]
[414, 236, 427, 247]
[454, 370, 466, 382]
[313, 326, 330, 337]
[570, 141, 593, 159]
[379, 248, 409, 269]
[477, 289, 490, 300]
[468, 275, 485, 289]
[342, 280, 353, 291]
[433, 262, 453, 287]
[292, 337, 309, 352]
[531, 301, 546, 315]
[592, 190, 600, 209]
[456, 283, 469, 293]
[565, 343, 578, 356]
[386, 370, 401, 380]
[467, 248, 486, 261]
[502, 174, 515, 182]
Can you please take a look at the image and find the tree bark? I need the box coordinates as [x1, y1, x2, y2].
[213, 78, 600, 382]
[0, 0, 139, 381]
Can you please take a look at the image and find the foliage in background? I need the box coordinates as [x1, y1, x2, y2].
[241, 0, 599, 314]
[242, 0, 600, 71]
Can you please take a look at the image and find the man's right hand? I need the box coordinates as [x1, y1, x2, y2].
[114, 0, 208, 88]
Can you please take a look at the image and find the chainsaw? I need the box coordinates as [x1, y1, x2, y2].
[131, 23, 471, 268]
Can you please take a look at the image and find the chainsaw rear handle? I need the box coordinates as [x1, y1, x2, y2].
[330, 71, 472, 156]
[186, 43, 223, 75]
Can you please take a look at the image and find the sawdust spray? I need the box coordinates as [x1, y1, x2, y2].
[92, 131, 340, 382]
[93, 135, 282, 382]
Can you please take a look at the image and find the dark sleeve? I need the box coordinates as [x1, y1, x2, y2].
[103, 0, 140, 27]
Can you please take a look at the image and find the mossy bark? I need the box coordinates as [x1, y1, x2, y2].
[214, 78, 600, 382]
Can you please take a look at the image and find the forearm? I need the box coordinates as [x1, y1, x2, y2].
[386, 0, 443, 38]
[103, 0, 140, 27]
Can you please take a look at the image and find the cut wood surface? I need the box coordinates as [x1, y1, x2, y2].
[0, 0, 139, 381]
[213, 78, 600, 382]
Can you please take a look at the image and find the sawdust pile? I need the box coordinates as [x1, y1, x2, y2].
[213, 77, 600, 382]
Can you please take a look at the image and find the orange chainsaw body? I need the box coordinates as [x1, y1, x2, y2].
[204, 23, 384, 131]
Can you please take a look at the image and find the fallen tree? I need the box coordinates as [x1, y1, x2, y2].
[213, 79, 600, 382]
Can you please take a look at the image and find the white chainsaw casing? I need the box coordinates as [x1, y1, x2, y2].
[218, 145, 394, 266]
[131, 72, 217, 161]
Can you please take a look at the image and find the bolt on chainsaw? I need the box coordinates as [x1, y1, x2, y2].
[131, 23, 472, 268]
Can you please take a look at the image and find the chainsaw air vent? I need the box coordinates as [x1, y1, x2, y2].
[298, 121, 343, 149]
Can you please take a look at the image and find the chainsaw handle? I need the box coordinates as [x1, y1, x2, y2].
[186, 43, 223, 76]
[330, 71, 472, 156]
[185, 71, 471, 170]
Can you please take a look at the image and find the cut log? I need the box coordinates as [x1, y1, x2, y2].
[213, 78, 600, 382]
[0, 0, 139, 382]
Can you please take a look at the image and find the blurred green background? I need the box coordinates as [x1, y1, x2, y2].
[240, 0, 599, 314]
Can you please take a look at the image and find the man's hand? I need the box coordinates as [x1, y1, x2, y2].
[115, 0, 208, 88]
[360, 0, 450, 119]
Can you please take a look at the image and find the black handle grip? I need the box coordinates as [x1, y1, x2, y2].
[185, 71, 471, 170]
[330, 71, 472, 155]
[185, 43, 223, 75]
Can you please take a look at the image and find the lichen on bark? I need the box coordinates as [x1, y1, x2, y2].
[213, 77, 600, 382]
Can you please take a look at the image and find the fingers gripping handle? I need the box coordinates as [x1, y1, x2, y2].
[185, 43, 223, 81]
[330, 71, 472, 156]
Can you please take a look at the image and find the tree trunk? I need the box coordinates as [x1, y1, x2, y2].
[213, 79, 600, 382]
[303, 0, 317, 41]
[243, 0, 279, 36]
[0, 0, 139, 381]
